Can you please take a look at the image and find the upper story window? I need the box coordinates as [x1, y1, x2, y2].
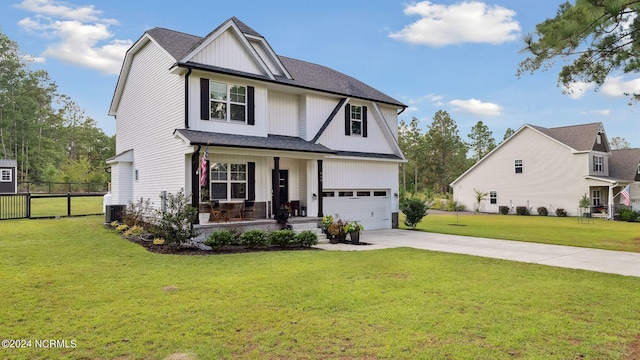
[0, 169, 11, 182]
[210, 81, 246, 122]
[593, 155, 604, 172]
[637, 163, 640, 175]
[350, 106, 363, 135]
[344, 103, 367, 137]
[490, 191, 497, 204]
[514, 160, 523, 174]
[200, 78, 254, 125]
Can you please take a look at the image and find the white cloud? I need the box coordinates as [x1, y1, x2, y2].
[448, 98, 502, 116]
[601, 76, 640, 97]
[15, 0, 131, 75]
[562, 81, 595, 99]
[389, 1, 520, 46]
[21, 54, 46, 64]
[406, 93, 444, 106]
[580, 109, 610, 116]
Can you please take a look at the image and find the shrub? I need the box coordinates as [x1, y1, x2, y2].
[123, 225, 145, 238]
[619, 208, 640, 222]
[116, 224, 129, 232]
[431, 199, 445, 210]
[446, 199, 465, 212]
[204, 229, 236, 248]
[556, 208, 567, 217]
[240, 229, 268, 248]
[515, 206, 530, 215]
[150, 189, 200, 244]
[269, 229, 296, 247]
[400, 197, 428, 229]
[537, 207, 548, 216]
[499, 206, 509, 215]
[153, 238, 165, 245]
[295, 230, 318, 247]
[123, 198, 154, 229]
[321, 215, 334, 231]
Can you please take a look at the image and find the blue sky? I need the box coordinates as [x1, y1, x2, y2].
[1, 0, 639, 147]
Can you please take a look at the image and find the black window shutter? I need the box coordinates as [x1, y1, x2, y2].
[344, 104, 351, 136]
[247, 162, 255, 200]
[200, 78, 209, 120]
[362, 106, 368, 138]
[247, 86, 255, 125]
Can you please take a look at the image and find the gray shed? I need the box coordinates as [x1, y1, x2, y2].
[0, 159, 17, 194]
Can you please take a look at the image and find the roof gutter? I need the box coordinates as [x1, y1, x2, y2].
[184, 67, 192, 128]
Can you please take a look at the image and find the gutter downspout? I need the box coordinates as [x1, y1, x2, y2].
[184, 68, 192, 129]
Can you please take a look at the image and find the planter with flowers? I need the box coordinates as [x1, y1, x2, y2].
[344, 221, 364, 244]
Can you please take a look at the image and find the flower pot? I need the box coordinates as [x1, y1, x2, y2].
[199, 212, 210, 224]
[349, 231, 360, 244]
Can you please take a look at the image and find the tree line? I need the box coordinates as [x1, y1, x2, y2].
[0, 28, 114, 186]
[398, 110, 513, 195]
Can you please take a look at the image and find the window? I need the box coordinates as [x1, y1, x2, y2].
[344, 104, 367, 137]
[593, 155, 603, 172]
[350, 105, 362, 135]
[0, 169, 11, 182]
[210, 163, 246, 200]
[209, 81, 246, 123]
[356, 191, 371, 197]
[338, 191, 353, 197]
[637, 163, 640, 175]
[322, 191, 335, 197]
[490, 191, 497, 204]
[592, 190, 601, 206]
[373, 191, 387, 197]
[515, 160, 523, 174]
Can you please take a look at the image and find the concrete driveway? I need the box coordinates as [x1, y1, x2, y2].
[315, 229, 640, 277]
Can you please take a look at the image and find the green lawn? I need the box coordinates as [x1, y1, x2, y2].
[405, 211, 640, 253]
[1, 216, 640, 359]
[29, 195, 103, 218]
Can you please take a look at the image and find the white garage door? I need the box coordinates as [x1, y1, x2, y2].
[323, 189, 391, 230]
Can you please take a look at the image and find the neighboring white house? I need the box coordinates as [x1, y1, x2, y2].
[451, 122, 640, 217]
[107, 17, 406, 229]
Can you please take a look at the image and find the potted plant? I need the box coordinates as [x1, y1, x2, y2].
[344, 221, 364, 244]
[322, 215, 334, 235]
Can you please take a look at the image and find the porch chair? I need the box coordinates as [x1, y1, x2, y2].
[243, 200, 255, 220]
[210, 200, 228, 222]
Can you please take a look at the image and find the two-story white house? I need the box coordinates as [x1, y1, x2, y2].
[107, 17, 406, 230]
[451, 122, 640, 217]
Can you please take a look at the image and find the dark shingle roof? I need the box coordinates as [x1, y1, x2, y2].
[145, 18, 405, 107]
[610, 148, 640, 181]
[335, 151, 403, 160]
[175, 129, 335, 154]
[530, 122, 603, 151]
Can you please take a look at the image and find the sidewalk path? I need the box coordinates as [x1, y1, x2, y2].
[315, 229, 640, 277]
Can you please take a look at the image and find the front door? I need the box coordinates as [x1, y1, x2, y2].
[272, 169, 288, 212]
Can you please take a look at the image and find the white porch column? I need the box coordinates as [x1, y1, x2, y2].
[608, 185, 614, 220]
[305, 160, 319, 217]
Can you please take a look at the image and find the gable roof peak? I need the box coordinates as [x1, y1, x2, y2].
[228, 17, 263, 37]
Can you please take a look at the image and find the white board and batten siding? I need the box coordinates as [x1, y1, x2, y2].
[115, 39, 186, 207]
[453, 126, 596, 216]
[192, 30, 264, 76]
[268, 91, 299, 137]
[189, 72, 268, 137]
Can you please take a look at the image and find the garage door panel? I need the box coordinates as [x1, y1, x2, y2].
[323, 189, 391, 230]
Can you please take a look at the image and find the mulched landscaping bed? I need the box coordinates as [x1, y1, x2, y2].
[126, 237, 321, 255]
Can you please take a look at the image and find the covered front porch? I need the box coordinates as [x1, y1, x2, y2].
[176, 129, 336, 225]
[587, 180, 632, 219]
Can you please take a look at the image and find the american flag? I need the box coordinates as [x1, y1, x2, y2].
[199, 147, 208, 187]
[621, 185, 631, 207]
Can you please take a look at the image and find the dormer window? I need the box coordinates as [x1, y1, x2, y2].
[637, 163, 640, 175]
[596, 133, 602, 144]
[593, 155, 604, 172]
